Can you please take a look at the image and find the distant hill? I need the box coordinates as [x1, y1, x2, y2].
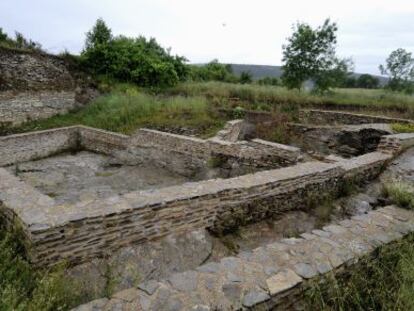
[227, 64, 388, 85]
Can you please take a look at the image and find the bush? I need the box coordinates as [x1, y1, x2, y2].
[188, 60, 238, 83]
[81, 19, 188, 88]
[0, 222, 84, 310]
[382, 181, 414, 209]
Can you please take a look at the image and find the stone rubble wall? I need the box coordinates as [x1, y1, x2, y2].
[300, 109, 414, 125]
[0, 47, 90, 126]
[0, 47, 75, 92]
[72, 205, 414, 311]
[0, 90, 77, 126]
[214, 119, 254, 142]
[131, 128, 301, 169]
[0, 126, 78, 166]
[378, 133, 414, 154]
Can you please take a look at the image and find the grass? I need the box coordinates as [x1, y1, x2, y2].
[392, 123, 414, 133]
[9, 86, 226, 138]
[382, 181, 414, 210]
[305, 233, 414, 311]
[0, 221, 85, 311]
[168, 82, 414, 118]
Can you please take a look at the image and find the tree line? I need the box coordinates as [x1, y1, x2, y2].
[1, 19, 413, 93]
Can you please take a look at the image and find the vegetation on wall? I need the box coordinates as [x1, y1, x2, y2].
[0, 28, 43, 52]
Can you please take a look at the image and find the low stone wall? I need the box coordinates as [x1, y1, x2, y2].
[0, 126, 407, 267]
[0, 90, 78, 126]
[131, 128, 301, 169]
[288, 123, 393, 157]
[300, 109, 414, 125]
[0, 126, 78, 166]
[78, 126, 129, 155]
[378, 133, 414, 154]
[0, 149, 392, 266]
[74, 205, 414, 311]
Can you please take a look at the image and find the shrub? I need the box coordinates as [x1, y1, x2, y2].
[0, 222, 84, 310]
[382, 181, 414, 209]
[81, 19, 188, 88]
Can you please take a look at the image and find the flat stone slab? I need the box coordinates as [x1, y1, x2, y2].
[72, 205, 414, 311]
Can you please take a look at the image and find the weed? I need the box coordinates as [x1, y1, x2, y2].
[0, 223, 85, 310]
[392, 122, 414, 133]
[305, 234, 414, 310]
[382, 181, 414, 209]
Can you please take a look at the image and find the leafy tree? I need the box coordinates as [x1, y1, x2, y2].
[81, 19, 188, 88]
[84, 18, 112, 50]
[380, 48, 414, 93]
[0, 28, 9, 42]
[239, 71, 253, 84]
[189, 60, 237, 82]
[357, 74, 379, 89]
[281, 19, 351, 92]
[257, 77, 280, 86]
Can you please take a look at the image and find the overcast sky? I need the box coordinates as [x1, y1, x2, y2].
[1, 0, 414, 75]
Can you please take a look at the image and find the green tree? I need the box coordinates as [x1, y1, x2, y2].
[239, 71, 253, 84]
[380, 48, 414, 93]
[84, 18, 112, 50]
[0, 28, 9, 42]
[357, 74, 380, 89]
[81, 19, 188, 88]
[281, 19, 351, 92]
[189, 60, 237, 82]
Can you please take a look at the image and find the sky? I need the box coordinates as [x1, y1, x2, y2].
[1, 0, 414, 75]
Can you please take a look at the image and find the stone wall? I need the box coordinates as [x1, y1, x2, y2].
[300, 109, 414, 125]
[73, 205, 414, 311]
[0, 150, 392, 266]
[0, 47, 91, 126]
[0, 126, 409, 267]
[0, 91, 77, 126]
[131, 128, 301, 169]
[288, 123, 393, 157]
[78, 126, 129, 154]
[0, 126, 78, 166]
[0, 47, 74, 92]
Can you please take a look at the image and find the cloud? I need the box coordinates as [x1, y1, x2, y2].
[1, 0, 414, 74]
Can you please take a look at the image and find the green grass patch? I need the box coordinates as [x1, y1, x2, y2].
[392, 123, 414, 133]
[382, 181, 414, 209]
[12, 87, 226, 137]
[168, 82, 414, 118]
[305, 233, 414, 310]
[0, 221, 85, 310]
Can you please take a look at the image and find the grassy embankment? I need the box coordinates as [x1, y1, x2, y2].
[6, 82, 414, 138]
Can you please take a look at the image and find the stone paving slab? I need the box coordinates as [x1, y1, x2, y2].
[72, 205, 414, 311]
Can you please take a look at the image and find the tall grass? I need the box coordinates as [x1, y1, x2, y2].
[14, 87, 226, 137]
[168, 82, 414, 117]
[0, 222, 85, 310]
[305, 234, 414, 310]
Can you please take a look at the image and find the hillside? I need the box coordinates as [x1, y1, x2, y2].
[227, 63, 388, 85]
